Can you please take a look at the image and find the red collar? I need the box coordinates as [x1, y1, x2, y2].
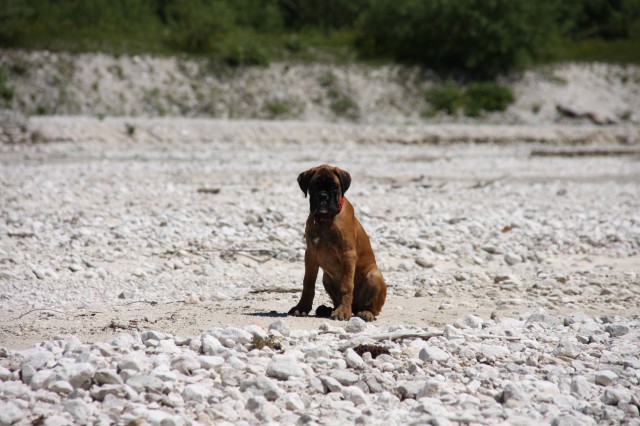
[337, 196, 346, 213]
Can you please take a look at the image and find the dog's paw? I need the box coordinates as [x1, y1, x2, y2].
[288, 305, 310, 317]
[330, 306, 352, 321]
[356, 311, 376, 322]
[315, 305, 333, 318]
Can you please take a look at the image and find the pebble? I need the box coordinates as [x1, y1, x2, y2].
[418, 346, 450, 363]
[266, 355, 305, 380]
[595, 370, 618, 386]
[345, 317, 367, 333]
[501, 381, 530, 407]
[1, 127, 640, 424]
[268, 319, 291, 337]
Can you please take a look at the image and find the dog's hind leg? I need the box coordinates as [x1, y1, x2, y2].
[353, 269, 387, 321]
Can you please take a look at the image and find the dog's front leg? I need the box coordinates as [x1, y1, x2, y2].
[288, 249, 318, 316]
[331, 249, 356, 320]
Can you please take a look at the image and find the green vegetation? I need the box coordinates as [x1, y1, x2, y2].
[0, 0, 639, 76]
[249, 335, 282, 351]
[0, 68, 15, 103]
[426, 82, 515, 117]
[425, 84, 464, 115]
[464, 82, 515, 117]
[318, 71, 360, 120]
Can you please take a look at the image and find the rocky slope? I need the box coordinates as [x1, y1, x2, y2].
[1, 50, 640, 126]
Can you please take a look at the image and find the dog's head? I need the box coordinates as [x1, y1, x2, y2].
[298, 165, 351, 217]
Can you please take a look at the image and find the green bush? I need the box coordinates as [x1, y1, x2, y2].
[425, 82, 515, 117]
[464, 82, 515, 117]
[220, 36, 270, 67]
[557, 0, 640, 40]
[162, 0, 235, 53]
[0, 68, 15, 103]
[425, 84, 464, 115]
[359, 0, 558, 78]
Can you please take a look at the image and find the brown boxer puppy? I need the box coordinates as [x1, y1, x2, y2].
[289, 165, 387, 321]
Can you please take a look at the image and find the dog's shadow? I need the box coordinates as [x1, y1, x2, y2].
[246, 305, 332, 319]
[246, 310, 288, 318]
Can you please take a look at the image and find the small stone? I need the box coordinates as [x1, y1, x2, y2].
[345, 348, 365, 369]
[0, 401, 23, 426]
[132, 268, 146, 278]
[319, 376, 342, 393]
[605, 324, 629, 337]
[268, 319, 291, 337]
[419, 346, 450, 363]
[619, 402, 640, 418]
[30, 369, 53, 391]
[570, 376, 591, 398]
[481, 245, 502, 254]
[480, 345, 510, 362]
[49, 380, 73, 395]
[117, 353, 148, 373]
[0, 367, 11, 381]
[342, 386, 370, 406]
[126, 375, 164, 394]
[504, 253, 523, 265]
[553, 335, 581, 359]
[417, 380, 441, 398]
[248, 396, 280, 421]
[563, 312, 590, 325]
[254, 376, 284, 401]
[551, 414, 590, 426]
[197, 355, 225, 370]
[141, 330, 166, 343]
[91, 384, 133, 402]
[396, 381, 424, 399]
[201, 335, 223, 354]
[500, 382, 530, 408]
[157, 339, 181, 355]
[463, 314, 484, 329]
[170, 355, 200, 375]
[182, 384, 210, 404]
[601, 387, 632, 405]
[328, 369, 359, 386]
[244, 325, 269, 340]
[21, 347, 55, 370]
[64, 399, 93, 424]
[526, 312, 561, 327]
[266, 355, 304, 380]
[378, 391, 399, 404]
[281, 393, 305, 411]
[65, 362, 95, 389]
[220, 326, 253, 345]
[595, 370, 618, 386]
[345, 317, 367, 333]
[415, 255, 435, 268]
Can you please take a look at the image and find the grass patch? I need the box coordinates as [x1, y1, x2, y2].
[425, 83, 464, 115]
[264, 98, 303, 119]
[543, 38, 640, 65]
[249, 335, 282, 351]
[319, 71, 360, 121]
[425, 81, 515, 117]
[464, 82, 515, 117]
[0, 68, 15, 103]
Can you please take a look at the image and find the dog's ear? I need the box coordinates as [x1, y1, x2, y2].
[297, 169, 315, 197]
[334, 167, 351, 196]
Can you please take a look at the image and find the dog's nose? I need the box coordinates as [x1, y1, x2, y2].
[318, 192, 329, 202]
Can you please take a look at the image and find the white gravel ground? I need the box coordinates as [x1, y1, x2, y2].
[0, 117, 639, 425]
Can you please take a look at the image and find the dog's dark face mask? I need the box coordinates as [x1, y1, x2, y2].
[298, 166, 351, 218]
[309, 175, 341, 216]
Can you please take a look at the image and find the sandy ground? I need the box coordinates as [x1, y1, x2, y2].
[1, 118, 639, 351]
